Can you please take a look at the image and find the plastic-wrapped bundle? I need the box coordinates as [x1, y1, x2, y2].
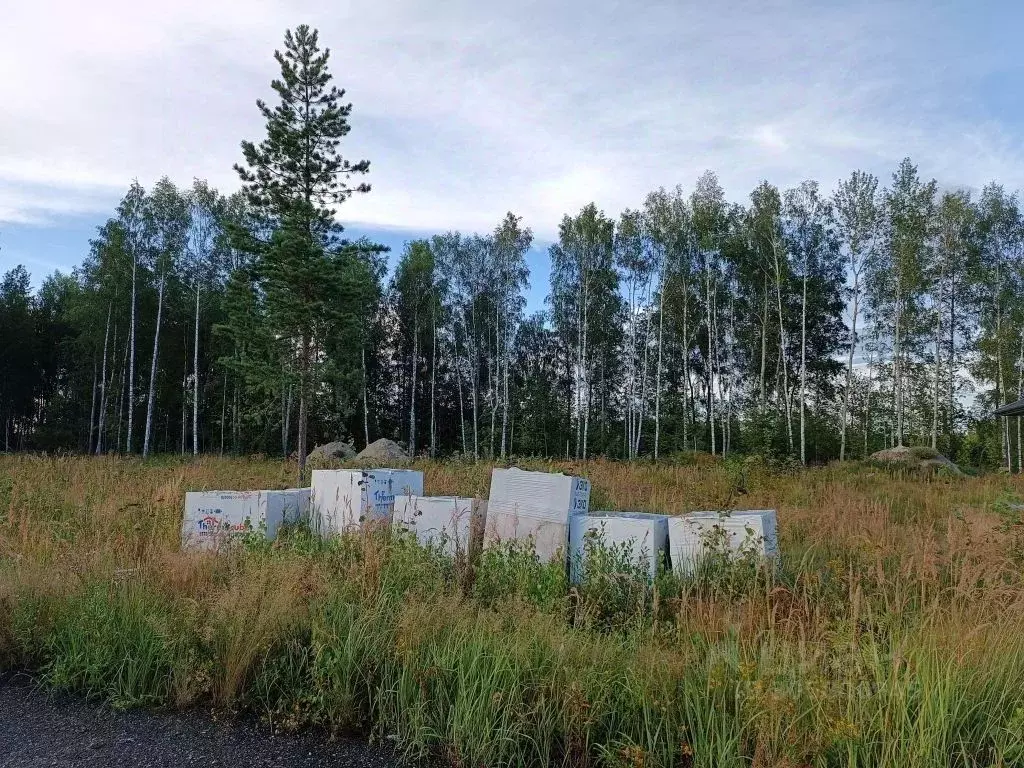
[393, 495, 486, 558]
[484, 468, 591, 562]
[568, 511, 669, 581]
[181, 488, 310, 550]
[310, 469, 423, 536]
[667, 510, 778, 574]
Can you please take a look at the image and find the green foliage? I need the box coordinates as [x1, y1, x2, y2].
[473, 539, 569, 614]
[19, 583, 196, 709]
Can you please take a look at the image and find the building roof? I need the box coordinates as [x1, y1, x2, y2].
[994, 398, 1024, 417]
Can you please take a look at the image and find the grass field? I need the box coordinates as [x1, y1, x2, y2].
[3, 454, 1024, 767]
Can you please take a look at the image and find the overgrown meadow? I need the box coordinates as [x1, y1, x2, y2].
[3, 454, 1024, 767]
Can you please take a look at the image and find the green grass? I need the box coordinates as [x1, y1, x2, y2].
[4, 455, 1024, 766]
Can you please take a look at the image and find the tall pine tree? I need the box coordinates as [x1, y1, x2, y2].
[235, 25, 374, 483]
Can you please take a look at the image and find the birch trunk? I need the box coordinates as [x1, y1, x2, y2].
[799, 263, 807, 465]
[116, 331, 128, 452]
[840, 272, 859, 461]
[931, 310, 941, 451]
[126, 251, 138, 453]
[142, 276, 166, 458]
[654, 267, 666, 459]
[362, 347, 370, 448]
[430, 308, 437, 458]
[1017, 333, 1024, 473]
[192, 281, 200, 455]
[470, 308, 479, 460]
[96, 302, 112, 454]
[409, 314, 418, 456]
[88, 358, 98, 454]
[772, 239, 793, 452]
[634, 302, 653, 457]
[500, 346, 510, 459]
[681, 280, 689, 450]
[220, 373, 227, 455]
[894, 298, 904, 447]
[454, 333, 467, 455]
[759, 276, 768, 412]
[706, 256, 716, 455]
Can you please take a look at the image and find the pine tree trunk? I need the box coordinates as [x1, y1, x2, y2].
[142, 276, 166, 458]
[297, 385, 308, 486]
[282, 381, 292, 457]
[297, 335, 310, 485]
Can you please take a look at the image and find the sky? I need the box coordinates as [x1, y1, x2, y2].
[1, 0, 1022, 311]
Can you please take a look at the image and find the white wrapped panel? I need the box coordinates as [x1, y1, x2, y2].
[257, 488, 311, 540]
[311, 469, 423, 536]
[182, 491, 260, 550]
[393, 495, 486, 557]
[488, 468, 590, 519]
[182, 488, 314, 550]
[484, 468, 591, 562]
[668, 510, 779, 574]
[569, 511, 669, 580]
[484, 501, 570, 563]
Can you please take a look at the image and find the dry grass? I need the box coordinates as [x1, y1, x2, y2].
[3, 454, 1024, 766]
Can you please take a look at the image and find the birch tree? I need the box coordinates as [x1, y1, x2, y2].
[142, 178, 189, 458]
[834, 171, 881, 460]
[549, 204, 619, 458]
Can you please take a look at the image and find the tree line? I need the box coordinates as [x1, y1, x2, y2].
[2, 25, 1023, 473]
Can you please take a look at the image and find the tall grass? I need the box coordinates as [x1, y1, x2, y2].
[3, 454, 1024, 766]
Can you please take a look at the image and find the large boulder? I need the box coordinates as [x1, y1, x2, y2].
[307, 440, 357, 465]
[355, 438, 410, 463]
[869, 445, 964, 476]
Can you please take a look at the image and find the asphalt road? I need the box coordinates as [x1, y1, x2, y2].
[0, 674, 404, 768]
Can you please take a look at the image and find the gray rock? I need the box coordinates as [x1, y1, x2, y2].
[307, 441, 356, 465]
[355, 438, 410, 463]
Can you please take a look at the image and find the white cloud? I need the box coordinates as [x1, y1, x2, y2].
[1, 0, 1022, 236]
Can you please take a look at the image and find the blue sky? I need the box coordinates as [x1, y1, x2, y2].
[1, 0, 1021, 313]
